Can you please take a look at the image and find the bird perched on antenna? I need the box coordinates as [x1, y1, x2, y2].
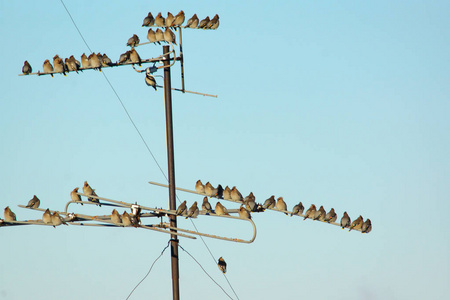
[22, 61, 32, 75]
[165, 12, 174, 28]
[215, 202, 229, 216]
[42, 59, 54, 77]
[129, 48, 141, 66]
[155, 28, 165, 44]
[202, 197, 212, 213]
[172, 10, 185, 29]
[239, 206, 251, 219]
[127, 34, 140, 47]
[118, 51, 131, 64]
[4, 206, 16, 222]
[154, 12, 165, 27]
[164, 28, 177, 45]
[291, 202, 304, 216]
[42, 208, 52, 225]
[83, 181, 101, 206]
[26, 195, 40, 209]
[51, 211, 67, 228]
[185, 14, 199, 29]
[111, 209, 122, 226]
[70, 187, 83, 205]
[147, 29, 159, 44]
[142, 12, 155, 27]
[218, 257, 227, 274]
[122, 211, 133, 227]
[222, 186, 231, 200]
[262, 195, 276, 210]
[230, 186, 243, 202]
[198, 16, 210, 29]
[205, 182, 218, 197]
[195, 180, 205, 194]
[276, 197, 288, 215]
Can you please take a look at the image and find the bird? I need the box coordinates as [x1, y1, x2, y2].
[83, 181, 100, 206]
[118, 51, 130, 64]
[195, 180, 205, 194]
[130, 204, 142, 227]
[127, 34, 140, 47]
[176, 201, 187, 216]
[165, 12, 174, 27]
[155, 28, 165, 44]
[172, 10, 185, 29]
[25, 195, 40, 208]
[154, 12, 165, 27]
[65, 56, 79, 73]
[145, 74, 157, 90]
[147, 28, 158, 44]
[313, 205, 326, 221]
[340, 211, 351, 229]
[216, 184, 224, 199]
[70, 187, 83, 205]
[244, 192, 256, 211]
[101, 54, 113, 67]
[51, 211, 67, 228]
[244, 192, 255, 203]
[129, 48, 141, 66]
[222, 186, 231, 200]
[4, 206, 16, 222]
[42, 59, 54, 77]
[88, 53, 101, 71]
[42, 209, 52, 224]
[122, 211, 132, 227]
[185, 14, 199, 29]
[230, 186, 243, 202]
[142, 12, 154, 27]
[205, 182, 218, 197]
[186, 202, 199, 219]
[53, 57, 66, 76]
[276, 197, 288, 215]
[291, 202, 304, 216]
[81, 53, 90, 69]
[164, 28, 177, 45]
[324, 208, 337, 223]
[208, 14, 220, 29]
[262, 195, 276, 210]
[198, 16, 210, 29]
[71, 55, 81, 70]
[239, 206, 251, 219]
[362, 218, 372, 233]
[111, 209, 122, 225]
[218, 257, 227, 274]
[303, 204, 317, 220]
[215, 202, 229, 216]
[202, 197, 212, 213]
[22, 61, 32, 74]
[349, 215, 364, 232]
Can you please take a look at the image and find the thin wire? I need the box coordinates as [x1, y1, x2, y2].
[126, 241, 170, 300]
[59, 0, 92, 53]
[179, 244, 234, 300]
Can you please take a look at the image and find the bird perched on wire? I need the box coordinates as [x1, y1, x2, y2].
[51, 211, 67, 228]
[4, 206, 16, 222]
[65, 56, 79, 73]
[185, 14, 199, 29]
[230, 186, 243, 202]
[147, 28, 159, 44]
[202, 197, 212, 213]
[127, 34, 140, 47]
[198, 16, 210, 29]
[216, 184, 224, 199]
[324, 208, 337, 223]
[313, 205, 326, 221]
[244, 192, 256, 212]
[340, 211, 351, 229]
[205, 182, 218, 197]
[155, 28, 165, 44]
[218, 257, 227, 274]
[291, 202, 304, 216]
[239, 206, 251, 219]
[163, 28, 177, 45]
[172, 10, 185, 29]
[207, 14, 219, 29]
[122, 211, 133, 227]
[349, 215, 364, 232]
[303, 204, 316, 220]
[215, 202, 229, 216]
[195, 180, 205, 194]
[165, 12, 174, 28]
[83, 181, 101, 206]
[26, 195, 40, 209]
[276, 197, 288, 215]
[129, 48, 141, 66]
[111, 209, 122, 226]
[118, 51, 131, 64]
[176, 200, 187, 216]
[222, 186, 231, 200]
[88, 53, 101, 71]
[142, 12, 154, 27]
[186, 202, 199, 219]
[362, 218, 372, 233]
[154, 12, 165, 27]
[42, 59, 54, 77]
[22, 61, 32, 75]
[42, 208, 52, 225]
[70, 187, 83, 205]
[101, 54, 113, 67]
[130, 204, 142, 227]
[262, 195, 276, 210]
[244, 192, 255, 203]
[70, 55, 81, 70]
[145, 73, 157, 90]
[80, 53, 90, 69]
[53, 57, 66, 75]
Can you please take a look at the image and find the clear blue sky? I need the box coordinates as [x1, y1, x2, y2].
[1, 1, 449, 299]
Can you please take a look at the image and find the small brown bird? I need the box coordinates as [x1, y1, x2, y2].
[155, 28, 165, 44]
[83, 181, 100, 206]
[129, 48, 141, 66]
[122, 211, 132, 227]
[43, 59, 54, 77]
[142, 12, 155, 27]
[205, 182, 218, 197]
[218, 257, 227, 274]
[111, 209, 122, 225]
[154, 12, 165, 27]
[70, 55, 81, 70]
[313, 205, 326, 221]
[145, 74, 157, 90]
[165, 12, 174, 27]
[101, 54, 113, 67]
[51, 211, 67, 228]
[65, 57, 79, 73]
[186, 202, 199, 219]
[198, 16, 210, 29]
[262, 195, 276, 210]
[195, 180, 205, 194]
[81, 53, 90, 68]
[4, 206, 16, 222]
[230, 186, 243, 202]
[276, 197, 288, 215]
[340, 211, 351, 229]
[22, 61, 32, 74]
[164, 28, 177, 45]
[244, 192, 255, 203]
[53, 57, 66, 75]
[127, 34, 140, 47]
[244, 192, 256, 212]
[349, 215, 364, 232]
[209, 14, 220, 29]
[147, 28, 158, 44]
[215, 202, 229, 216]
[324, 208, 337, 223]
[222, 186, 231, 200]
[88, 53, 101, 71]
[26, 195, 40, 209]
[238, 206, 251, 219]
[291, 202, 304, 216]
[185, 14, 199, 29]
[362, 218, 372, 234]
[303, 204, 317, 220]
[70, 187, 83, 205]
[42, 209, 52, 224]
[202, 197, 212, 213]
[172, 10, 185, 29]
[118, 51, 130, 64]
[176, 200, 187, 216]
